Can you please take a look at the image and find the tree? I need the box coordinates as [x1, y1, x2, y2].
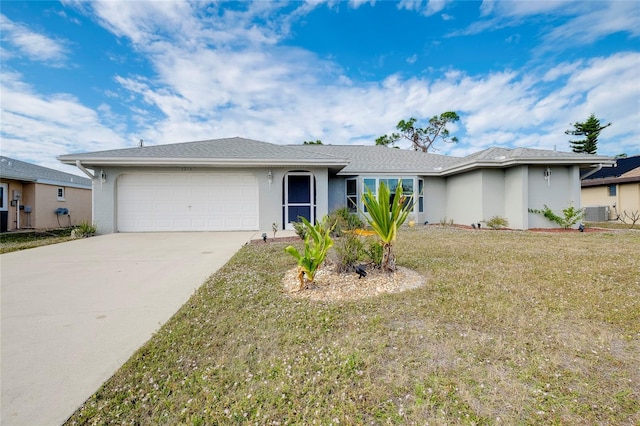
[565, 113, 611, 154]
[375, 112, 460, 152]
[303, 140, 323, 145]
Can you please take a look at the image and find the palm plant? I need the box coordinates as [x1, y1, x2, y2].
[284, 217, 335, 291]
[362, 180, 415, 271]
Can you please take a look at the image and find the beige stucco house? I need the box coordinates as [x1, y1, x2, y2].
[581, 154, 640, 221]
[0, 156, 92, 232]
[57, 137, 614, 235]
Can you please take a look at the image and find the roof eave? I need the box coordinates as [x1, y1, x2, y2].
[441, 157, 615, 176]
[58, 157, 349, 168]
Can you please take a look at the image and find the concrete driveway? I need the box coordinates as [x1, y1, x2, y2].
[1, 231, 256, 426]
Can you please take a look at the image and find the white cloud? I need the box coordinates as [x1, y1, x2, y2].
[0, 14, 68, 65]
[0, 71, 125, 173]
[2, 0, 638, 174]
[397, 0, 453, 16]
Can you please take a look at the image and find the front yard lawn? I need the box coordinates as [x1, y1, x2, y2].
[66, 227, 639, 425]
[0, 228, 75, 254]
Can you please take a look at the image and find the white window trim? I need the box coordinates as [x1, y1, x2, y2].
[57, 187, 66, 201]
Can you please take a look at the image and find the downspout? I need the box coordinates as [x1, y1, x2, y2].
[581, 163, 603, 180]
[75, 160, 95, 179]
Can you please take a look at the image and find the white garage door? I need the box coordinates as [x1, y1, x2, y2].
[117, 173, 259, 232]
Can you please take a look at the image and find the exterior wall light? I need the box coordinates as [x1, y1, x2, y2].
[99, 169, 107, 183]
[544, 167, 551, 186]
[267, 170, 273, 186]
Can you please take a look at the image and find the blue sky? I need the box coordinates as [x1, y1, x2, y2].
[1, 0, 639, 174]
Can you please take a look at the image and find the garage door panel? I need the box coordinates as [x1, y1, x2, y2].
[117, 173, 258, 232]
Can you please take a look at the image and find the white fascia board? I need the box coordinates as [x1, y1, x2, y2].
[440, 157, 615, 176]
[58, 157, 349, 168]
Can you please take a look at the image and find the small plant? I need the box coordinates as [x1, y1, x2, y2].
[292, 220, 307, 240]
[272, 222, 278, 239]
[327, 207, 364, 237]
[333, 232, 365, 273]
[486, 216, 509, 230]
[364, 238, 384, 269]
[72, 221, 97, 238]
[284, 217, 335, 291]
[529, 203, 583, 229]
[439, 217, 454, 227]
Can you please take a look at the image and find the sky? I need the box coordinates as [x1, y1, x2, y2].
[1, 0, 639, 175]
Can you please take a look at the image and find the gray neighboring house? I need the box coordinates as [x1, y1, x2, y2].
[57, 137, 614, 234]
[1, 156, 92, 232]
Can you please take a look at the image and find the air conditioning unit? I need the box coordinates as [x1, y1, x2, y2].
[584, 206, 609, 222]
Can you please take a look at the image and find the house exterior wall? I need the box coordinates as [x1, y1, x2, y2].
[481, 169, 505, 222]
[422, 177, 446, 225]
[446, 170, 483, 225]
[527, 165, 581, 228]
[582, 182, 640, 220]
[504, 166, 528, 229]
[89, 166, 329, 235]
[0, 178, 91, 231]
[619, 182, 640, 216]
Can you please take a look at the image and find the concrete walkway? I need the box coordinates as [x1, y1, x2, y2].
[1, 232, 257, 426]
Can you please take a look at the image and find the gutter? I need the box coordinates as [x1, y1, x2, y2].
[580, 163, 603, 180]
[75, 160, 95, 179]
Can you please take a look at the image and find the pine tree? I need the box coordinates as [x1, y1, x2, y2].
[565, 113, 611, 154]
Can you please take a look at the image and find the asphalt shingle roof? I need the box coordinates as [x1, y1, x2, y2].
[582, 155, 640, 180]
[57, 137, 615, 175]
[1, 156, 91, 188]
[295, 144, 461, 174]
[58, 137, 348, 165]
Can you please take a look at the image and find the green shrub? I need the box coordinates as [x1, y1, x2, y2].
[486, 216, 509, 230]
[365, 238, 384, 269]
[326, 207, 364, 237]
[529, 203, 583, 229]
[292, 220, 307, 240]
[333, 232, 365, 273]
[72, 221, 97, 238]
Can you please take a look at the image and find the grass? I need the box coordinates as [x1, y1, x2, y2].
[585, 221, 638, 230]
[0, 228, 75, 254]
[65, 227, 639, 425]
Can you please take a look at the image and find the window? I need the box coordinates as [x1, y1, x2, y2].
[360, 177, 416, 212]
[608, 184, 616, 196]
[418, 179, 424, 213]
[346, 178, 357, 212]
[57, 187, 65, 201]
[0, 183, 7, 210]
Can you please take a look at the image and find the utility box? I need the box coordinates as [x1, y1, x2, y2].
[12, 190, 21, 201]
[584, 206, 609, 222]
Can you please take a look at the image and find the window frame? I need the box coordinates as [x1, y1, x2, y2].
[357, 176, 417, 214]
[607, 184, 617, 197]
[57, 187, 65, 201]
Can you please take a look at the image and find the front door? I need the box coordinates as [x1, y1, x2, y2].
[284, 173, 314, 230]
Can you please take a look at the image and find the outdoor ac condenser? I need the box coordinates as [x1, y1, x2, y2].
[584, 206, 609, 222]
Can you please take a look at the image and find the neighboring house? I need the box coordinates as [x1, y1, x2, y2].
[0, 156, 92, 232]
[57, 137, 614, 234]
[581, 154, 640, 221]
